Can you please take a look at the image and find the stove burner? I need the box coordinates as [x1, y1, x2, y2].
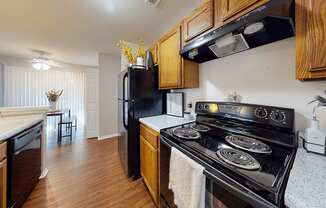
[217, 148, 260, 170]
[172, 127, 201, 140]
[191, 124, 210, 132]
[225, 135, 272, 154]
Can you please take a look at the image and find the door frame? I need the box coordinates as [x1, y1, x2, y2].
[84, 68, 100, 139]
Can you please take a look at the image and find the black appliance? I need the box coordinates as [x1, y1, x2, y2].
[181, 0, 295, 63]
[118, 66, 165, 179]
[160, 102, 297, 208]
[7, 122, 42, 208]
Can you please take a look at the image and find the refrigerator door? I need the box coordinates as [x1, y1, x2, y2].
[118, 70, 131, 177]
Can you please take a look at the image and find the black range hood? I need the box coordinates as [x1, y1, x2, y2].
[180, 0, 295, 63]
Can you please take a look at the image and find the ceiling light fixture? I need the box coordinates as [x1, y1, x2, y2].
[32, 59, 51, 70]
[31, 50, 52, 70]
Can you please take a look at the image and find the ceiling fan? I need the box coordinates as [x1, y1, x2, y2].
[31, 50, 61, 70]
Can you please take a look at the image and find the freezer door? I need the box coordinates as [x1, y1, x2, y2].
[129, 68, 164, 119]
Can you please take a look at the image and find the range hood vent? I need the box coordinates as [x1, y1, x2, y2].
[209, 33, 249, 58]
[181, 0, 295, 63]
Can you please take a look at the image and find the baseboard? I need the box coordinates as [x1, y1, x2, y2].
[98, 133, 120, 140]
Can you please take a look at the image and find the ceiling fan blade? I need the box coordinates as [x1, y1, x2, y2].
[47, 60, 62, 67]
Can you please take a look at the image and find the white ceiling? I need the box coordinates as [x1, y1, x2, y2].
[0, 0, 202, 66]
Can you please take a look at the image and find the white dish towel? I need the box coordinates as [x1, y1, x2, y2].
[168, 147, 206, 208]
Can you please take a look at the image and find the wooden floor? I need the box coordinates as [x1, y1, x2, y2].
[23, 138, 156, 208]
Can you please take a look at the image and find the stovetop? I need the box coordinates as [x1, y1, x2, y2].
[161, 122, 294, 189]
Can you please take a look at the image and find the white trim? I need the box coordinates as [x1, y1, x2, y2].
[98, 133, 120, 140]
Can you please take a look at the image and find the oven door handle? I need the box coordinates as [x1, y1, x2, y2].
[204, 170, 277, 208]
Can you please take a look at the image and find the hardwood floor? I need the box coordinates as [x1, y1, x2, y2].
[23, 138, 156, 208]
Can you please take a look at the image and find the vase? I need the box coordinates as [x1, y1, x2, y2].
[49, 101, 57, 110]
[136, 57, 144, 66]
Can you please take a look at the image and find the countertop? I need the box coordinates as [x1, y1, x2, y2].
[0, 114, 45, 141]
[285, 147, 326, 208]
[139, 114, 196, 132]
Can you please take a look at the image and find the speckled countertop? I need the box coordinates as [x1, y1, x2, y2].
[0, 115, 44, 140]
[285, 147, 326, 208]
[139, 114, 195, 132]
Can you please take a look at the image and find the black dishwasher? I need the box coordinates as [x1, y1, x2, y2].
[7, 122, 42, 208]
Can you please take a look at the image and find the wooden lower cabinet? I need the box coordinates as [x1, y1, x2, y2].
[140, 124, 160, 206]
[0, 159, 6, 208]
[0, 142, 7, 208]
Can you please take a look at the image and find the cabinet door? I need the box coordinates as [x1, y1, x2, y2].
[158, 25, 182, 89]
[296, 0, 326, 80]
[140, 136, 159, 204]
[0, 159, 6, 208]
[148, 43, 158, 65]
[183, 0, 214, 43]
[222, 0, 266, 21]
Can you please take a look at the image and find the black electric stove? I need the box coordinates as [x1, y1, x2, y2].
[160, 102, 297, 208]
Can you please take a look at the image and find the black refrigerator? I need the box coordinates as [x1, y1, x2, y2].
[118, 66, 165, 180]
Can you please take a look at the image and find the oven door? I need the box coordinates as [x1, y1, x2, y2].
[204, 170, 276, 208]
[160, 136, 276, 208]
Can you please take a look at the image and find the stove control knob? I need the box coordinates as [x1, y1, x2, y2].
[254, 107, 268, 119]
[270, 110, 286, 123]
[198, 104, 203, 110]
[204, 104, 210, 110]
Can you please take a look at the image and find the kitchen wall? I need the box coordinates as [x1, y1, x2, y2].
[0, 63, 4, 107]
[98, 53, 121, 138]
[180, 38, 326, 131]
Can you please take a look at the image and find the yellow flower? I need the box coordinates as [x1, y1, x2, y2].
[117, 39, 146, 64]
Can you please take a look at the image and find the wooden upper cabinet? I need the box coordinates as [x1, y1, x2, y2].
[183, 0, 214, 43]
[158, 25, 199, 89]
[158, 25, 182, 89]
[148, 43, 158, 65]
[221, 0, 269, 22]
[296, 0, 326, 80]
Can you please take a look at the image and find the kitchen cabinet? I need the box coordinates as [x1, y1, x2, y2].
[140, 124, 160, 206]
[222, 0, 269, 21]
[158, 25, 199, 89]
[296, 0, 326, 80]
[0, 142, 6, 208]
[148, 43, 158, 65]
[183, 0, 214, 43]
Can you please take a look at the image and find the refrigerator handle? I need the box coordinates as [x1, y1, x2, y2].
[123, 100, 128, 129]
[122, 72, 128, 101]
[122, 72, 128, 129]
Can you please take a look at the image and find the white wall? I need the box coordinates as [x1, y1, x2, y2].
[0, 63, 4, 107]
[180, 38, 326, 132]
[98, 53, 121, 138]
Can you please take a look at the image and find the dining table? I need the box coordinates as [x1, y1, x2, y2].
[46, 109, 70, 142]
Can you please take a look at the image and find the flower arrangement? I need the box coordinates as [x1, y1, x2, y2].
[46, 90, 63, 102]
[117, 39, 146, 64]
